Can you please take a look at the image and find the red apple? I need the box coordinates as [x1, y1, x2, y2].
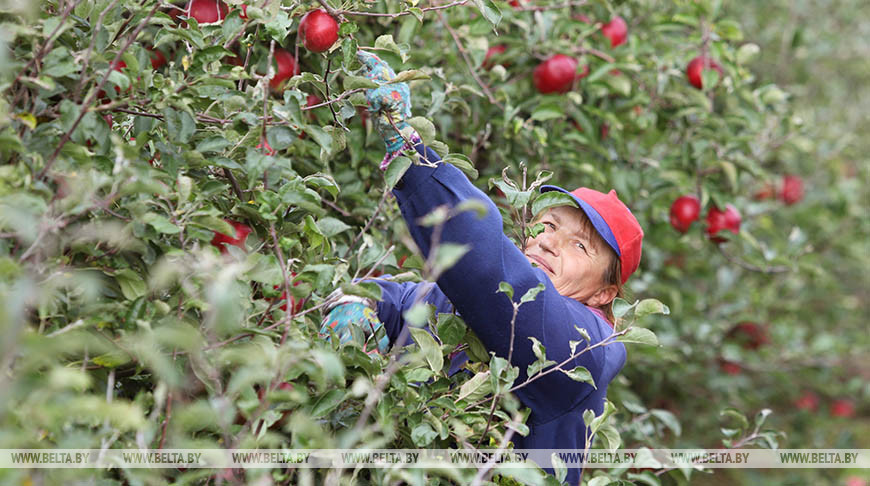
[269, 49, 300, 91]
[97, 60, 128, 100]
[830, 399, 855, 418]
[669, 195, 701, 233]
[274, 274, 305, 314]
[719, 359, 741, 375]
[187, 0, 228, 24]
[779, 174, 804, 205]
[754, 182, 776, 201]
[148, 47, 167, 69]
[845, 477, 867, 486]
[533, 54, 583, 94]
[686, 55, 723, 89]
[509, 0, 522, 8]
[483, 45, 506, 70]
[726, 322, 769, 350]
[239, 4, 248, 19]
[601, 16, 628, 48]
[210, 220, 251, 254]
[794, 391, 819, 412]
[298, 9, 339, 53]
[705, 204, 741, 243]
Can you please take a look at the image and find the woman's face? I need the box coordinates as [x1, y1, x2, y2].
[524, 206, 617, 306]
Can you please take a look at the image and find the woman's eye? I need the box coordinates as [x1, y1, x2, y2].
[545, 222, 556, 230]
[575, 241, 587, 252]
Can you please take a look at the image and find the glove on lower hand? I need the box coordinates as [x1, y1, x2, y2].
[357, 50, 419, 169]
[320, 301, 390, 354]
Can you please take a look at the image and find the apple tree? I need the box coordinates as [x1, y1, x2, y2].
[0, 0, 865, 484]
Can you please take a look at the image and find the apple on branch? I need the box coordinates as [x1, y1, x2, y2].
[299, 9, 339, 53]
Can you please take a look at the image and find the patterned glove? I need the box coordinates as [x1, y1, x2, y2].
[320, 292, 390, 354]
[357, 50, 419, 170]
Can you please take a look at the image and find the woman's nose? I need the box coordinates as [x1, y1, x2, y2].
[539, 233, 559, 256]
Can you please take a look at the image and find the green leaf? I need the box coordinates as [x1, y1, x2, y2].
[531, 191, 579, 218]
[384, 156, 411, 189]
[498, 281, 514, 300]
[471, 0, 501, 28]
[340, 281, 382, 301]
[561, 366, 596, 387]
[403, 302, 433, 327]
[374, 34, 403, 60]
[651, 409, 682, 437]
[519, 283, 545, 304]
[634, 298, 670, 317]
[457, 370, 492, 402]
[163, 107, 196, 144]
[432, 242, 470, 274]
[409, 327, 444, 373]
[343, 74, 379, 90]
[195, 136, 231, 153]
[142, 213, 181, 234]
[436, 314, 467, 347]
[441, 154, 479, 180]
[611, 298, 636, 318]
[616, 327, 659, 346]
[310, 389, 346, 417]
[551, 452, 568, 483]
[114, 269, 147, 300]
[407, 116, 436, 144]
[315, 217, 351, 237]
[411, 422, 437, 447]
[388, 69, 430, 84]
[531, 102, 564, 122]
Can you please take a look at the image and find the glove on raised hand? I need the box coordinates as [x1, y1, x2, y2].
[320, 296, 389, 354]
[357, 50, 419, 169]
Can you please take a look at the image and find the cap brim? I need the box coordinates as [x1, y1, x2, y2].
[539, 185, 621, 257]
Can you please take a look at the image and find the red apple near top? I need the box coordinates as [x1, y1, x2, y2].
[779, 174, 804, 205]
[794, 391, 819, 412]
[483, 45, 506, 70]
[726, 322, 769, 350]
[211, 220, 251, 254]
[705, 204, 741, 243]
[601, 16, 628, 48]
[830, 399, 855, 418]
[269, 49, 300, 91]
[669, 195, 701, 233]
[686, 55, 723, 89]
[533, 54, 583, 94]
[187, 0, 228, 24]
[299, 9, 339, 53]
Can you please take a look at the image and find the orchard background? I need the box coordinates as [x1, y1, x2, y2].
[0, 0, 867, 484]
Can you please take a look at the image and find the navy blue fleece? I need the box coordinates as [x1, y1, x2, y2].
[373, 142, 627, 482]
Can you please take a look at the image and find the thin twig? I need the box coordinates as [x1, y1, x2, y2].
[301, 88, 366, 110]
[438, 11, 502, 108]
[343, 188, 390, 259]
[716, 245, 790, 274]
[339, 0, 468, 18]
[37, 2, 161, 180]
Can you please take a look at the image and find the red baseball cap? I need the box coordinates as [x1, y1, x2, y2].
[540, 185, 644, 284]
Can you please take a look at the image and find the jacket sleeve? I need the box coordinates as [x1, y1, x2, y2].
[391, 143, 611, 418]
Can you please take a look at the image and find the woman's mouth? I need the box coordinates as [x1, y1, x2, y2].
[526, 254, 554, 274]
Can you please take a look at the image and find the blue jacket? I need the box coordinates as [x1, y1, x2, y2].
[373, 142, 627, 482]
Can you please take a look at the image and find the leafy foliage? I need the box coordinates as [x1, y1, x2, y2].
[0, 0, 866, 485]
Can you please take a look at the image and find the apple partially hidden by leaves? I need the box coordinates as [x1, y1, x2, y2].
[273, 272, 305, 314]
[726, 321, 770, 350]
[483, 45, 507, 70]
[187, 0, 228, 24]
[794, 391, 819, 412]
[269, 49, 301, 91]
[718, 359, 742, 375]
[210, 220, 251, 254]
[97, 60, 128, 100]
[148, 47, 167, 69]
[669, 195, 701, 233]
[601, 16, 628, 48]
[299, 9, 339, 53]
[779, 174, 804, 205]
[705, 204, 741, 243]
[686, 55, 723, 89]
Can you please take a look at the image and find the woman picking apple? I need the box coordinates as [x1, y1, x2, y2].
[320, 51, 644, 482]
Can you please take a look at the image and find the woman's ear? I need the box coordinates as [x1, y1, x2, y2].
[586, 284, 619, 308]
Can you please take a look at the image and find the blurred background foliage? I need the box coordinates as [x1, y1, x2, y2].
[0, 0, 867, 484]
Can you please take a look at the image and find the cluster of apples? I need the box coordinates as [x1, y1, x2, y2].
[484, 13, 723, 96]
[754, 174, 805, 205]
[160, 0, 340, 91]
[668, 194, 741, 243]
[794, 391, 857, 419]
[210, 220, 305, 314]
